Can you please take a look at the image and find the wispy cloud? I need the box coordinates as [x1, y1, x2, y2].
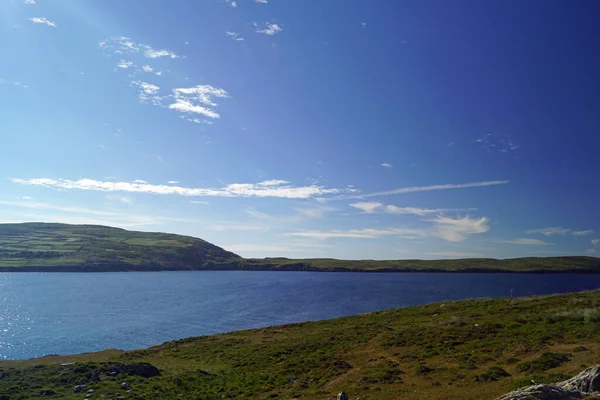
[23, 0, 35, 4]
[169, 85, 229, 120]
[167, 181, 179, 185]
[29, 17, 56, 27]
[573, 230, 595, 237]
[12, 178, 347, 199]
[424, 251, 480, 258]
[349, 202, 475, 216]
[493, 238, 554, 246]
[100, 36, 180, 59]
[332, 180, 509, 201]
[226, 31, 245, 41]
[255, 0, 268, 3]
[526, 227, 571, 236]
[586, 239, 600, 255]
[254, 22, 283, 35]
[475, 133, 519, 153]
[284, 215, 489, 243]
[225, 0, 238, 7]
[226, 243, 331, 255]
[131, 81, 162, 105]
[381, 163, 393, 168]
[117, 60, 134, 69]
[247, 204, 334, 223]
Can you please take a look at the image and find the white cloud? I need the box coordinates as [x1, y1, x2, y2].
[254, 22, 283, 35]
[247, 204, 334, 223]
[349, 201, 474, 216]
[190, 200, 209, 204]
[29, 17, 56, 27]
[381, 163, 393, 168]
[225, 0, 237, 7]
[117, 60, 134, 69]
[475, 133, 519, 153]
[424, 251, 480, 258]
[493, 238, 554, 246]
[12, 178, 347, 199]
[255, 0, 268, 3]
[141, 65, 153, 73]
[573, 230, 594, 236]
[132, 180, 148, 184]
[226, 243, 331, 255]
[23, 0, 35, 4]
[100, 36, 180, 59]
[167, 181, 179, 185]
[106, 195, 134, 205]
[284, 215, 489, 243]
[131, 81, 162, 105]
[284, 228, 426, 240]
[430, 215, 489, 242]
[336, 180, 509, 200]
[168, 85, 229, 120]
[226, 31, 245, 41]
[526, 227, 571, 236]
[592, 239, 600, 246]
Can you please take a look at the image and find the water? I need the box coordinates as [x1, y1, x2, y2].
[1, 271, 600, 360]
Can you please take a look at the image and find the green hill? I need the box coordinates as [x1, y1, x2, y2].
[2, 290, 600, 399]
[0, 222, 241, 271]
[0, 222, 599, 272]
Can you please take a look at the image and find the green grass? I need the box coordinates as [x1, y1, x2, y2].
[1, 223, 599, 273]
[3, 290, 600, 399]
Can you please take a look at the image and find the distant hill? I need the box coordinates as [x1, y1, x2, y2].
[0, 223, 242, 271]
[0, 223, 599, 272]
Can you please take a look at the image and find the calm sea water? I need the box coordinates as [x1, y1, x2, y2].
[1, 271, 600, 360]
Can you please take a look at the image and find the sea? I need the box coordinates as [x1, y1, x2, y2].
[1, 271, 600, 360]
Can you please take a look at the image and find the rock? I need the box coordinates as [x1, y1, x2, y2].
[89, 370, 101, 382]
[557, 365, 600, 393]
[39, 390, 56, 396]
[498, 365, 600, 399]
[87, 389, 95, 394]
[121, 382, 130, 389]
[338, 392, 349, 400]
[74, 385, 87, 393]
[107, 363, 160, 378]
[497, 384, 588, 399]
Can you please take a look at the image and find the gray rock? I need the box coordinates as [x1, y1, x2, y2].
[121, 382, 130, 389]
[89, 370, 101, 382]
[87, 389, 95, 394]
[338, 392, 349, 400]
[74, 385, 87, 393]
[557, 365, 600, 393]
[498, 366, 600, 399]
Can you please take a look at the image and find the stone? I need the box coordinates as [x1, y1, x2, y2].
[121, 382, 130, 389]
[557, 365, 600, 393]
[74, 385, 87, 393]
[498, 365, 600, 399]
[107, 363, 160, 378]
[87, 389, 95, 394]
[338, 392, 349, 400]
[89, 370, 101, 382]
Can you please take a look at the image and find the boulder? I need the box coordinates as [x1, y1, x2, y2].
[107, 363, 160, 378]
[498, 366, 600, 399]
[74, 385, 87, 393]
[338, 392, 349, 400]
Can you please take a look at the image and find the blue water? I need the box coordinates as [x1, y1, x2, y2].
[1, 271, 600, 360]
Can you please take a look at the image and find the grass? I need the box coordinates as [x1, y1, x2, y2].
[3, 290, 600, 399]
[1, 223, 599, 273]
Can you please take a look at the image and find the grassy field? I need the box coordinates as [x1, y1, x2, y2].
[0, 223, 241, 271]
[2, 290, 600, 399]
[1, 223, 599, 272]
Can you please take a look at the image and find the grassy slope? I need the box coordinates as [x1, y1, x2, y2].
[0, 223, 241, 271]
[1, 223, 599, 272]
[2, 290, 600, 399]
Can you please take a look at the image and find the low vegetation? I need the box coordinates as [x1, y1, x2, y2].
[3, 290, 600, 399]
[1, 223, 599, 273]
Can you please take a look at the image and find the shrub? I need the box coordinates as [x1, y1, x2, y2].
[516, 352, 571, 373]
[473, 366, 510, 383]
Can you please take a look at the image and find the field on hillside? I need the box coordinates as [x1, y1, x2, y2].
[0, 223, 240, 269]
[2, 290, 600, 399]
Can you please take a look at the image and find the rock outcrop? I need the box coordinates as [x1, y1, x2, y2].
[498, 366, 600, 399]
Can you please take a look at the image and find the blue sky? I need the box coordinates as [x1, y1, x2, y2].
[1, 0, 598, 259]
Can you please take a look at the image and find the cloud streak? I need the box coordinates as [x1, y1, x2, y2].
[11, 178, 347, 199]
[254, 22, 283, 35]
[331, 180, 509, 200]
[493, 238, 554, 246]
[29, 17, 56, 27]
[100, 36, 180, 59]
[526, 227, 571, 236]
[349, 202, 475, 216]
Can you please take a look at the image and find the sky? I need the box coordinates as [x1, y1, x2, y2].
[0, 0, 599, 260]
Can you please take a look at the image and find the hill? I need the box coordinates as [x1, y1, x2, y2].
[0, 223, 241, 271]
[0, 222, 599, 272]
[2, 289, 600, 399]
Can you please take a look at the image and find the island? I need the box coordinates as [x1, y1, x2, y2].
[0, 222, 599, 273]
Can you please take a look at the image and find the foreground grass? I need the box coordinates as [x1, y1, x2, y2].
[1, 223, 599, 273]
[3, 290, 600, 399]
